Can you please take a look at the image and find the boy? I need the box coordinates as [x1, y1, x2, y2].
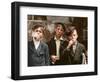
[47, 22, 67, 65]
[28, 24, 50, 66]
[62, 26, 87, 65]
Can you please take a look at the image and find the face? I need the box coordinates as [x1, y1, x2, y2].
[68, 29, 78, 42]
[55, 24, 64, 37]
[32, 27, 43, 41]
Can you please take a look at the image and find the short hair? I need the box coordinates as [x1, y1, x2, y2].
[54, 22, 66, 32]
[66, 25, 77, 36]
[32, 24, 44, 34]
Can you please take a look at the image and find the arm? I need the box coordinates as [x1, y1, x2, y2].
[47, 40, 57, 64]
[82, 45, 88, 64]
[62, 48, 72, 65]
[45, 45, 50, 65]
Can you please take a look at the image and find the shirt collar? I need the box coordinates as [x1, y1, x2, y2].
[33, 38, 40, 44]
[73, 41, 78, 46]
[54, 36, 64, 41]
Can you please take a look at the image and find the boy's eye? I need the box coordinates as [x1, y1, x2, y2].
[73, 34, 76, 36]
[35, 30, 42, 33]
[57, 28, 63, 31]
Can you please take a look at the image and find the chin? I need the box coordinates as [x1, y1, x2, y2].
[34, 37, 40, 41]
[36, 39, 40, 41]
[57, 34, 61, 37]
[73, 40, 77, 42]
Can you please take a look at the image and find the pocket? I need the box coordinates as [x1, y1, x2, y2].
[39, 51, 45, 56]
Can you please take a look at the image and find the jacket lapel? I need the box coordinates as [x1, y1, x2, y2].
[70, 46, 75, 57]
[52, 38, 56, 55]
[29, 41, 35, 51]
[74, 42, 79, 57]
[36, 42, 42, 56]
[30, 41, 42, 56]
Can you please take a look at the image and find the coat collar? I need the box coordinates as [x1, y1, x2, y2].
[30, 41, 43, 56]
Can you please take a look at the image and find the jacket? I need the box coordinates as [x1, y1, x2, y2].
[62, 41, 87, 65]
[28, 41, 50, 66]
[47, 38, 67, 65]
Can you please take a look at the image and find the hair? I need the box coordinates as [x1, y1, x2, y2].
[66, 25, 77, 36]
[32, 24, 44, 34]
[54, 22, 66, 32]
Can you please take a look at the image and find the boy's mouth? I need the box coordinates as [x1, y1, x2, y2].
[34, 37, 37, 40]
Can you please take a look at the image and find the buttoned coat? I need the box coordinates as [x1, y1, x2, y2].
[28, 41, 50, 66]
[47, 38, 67, 65]
[62, 41, 87, 65]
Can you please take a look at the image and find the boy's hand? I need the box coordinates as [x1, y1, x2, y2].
[51, 55, 59, 64]
[67, 40, 74, 49]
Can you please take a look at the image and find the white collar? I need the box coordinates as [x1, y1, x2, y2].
[54, 36, 64, 41]
[33, 38, 40, 42]
[33, 39, 40, 45]
[33, 39, 40, 50]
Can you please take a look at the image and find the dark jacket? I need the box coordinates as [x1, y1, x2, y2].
[28, 41, 50, 66]
[62, 41, 87, 65]
[47, 38, 67, 65]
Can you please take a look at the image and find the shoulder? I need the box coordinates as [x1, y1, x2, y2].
[41, 41, 48, 48]
[63, 40, 68, 45]
[41, 42, 49, 51]
[28, 41, 34, 51]
[47, 38, 55, 45]
[77, 42, 85, 50]
[48, 38, 54, 42]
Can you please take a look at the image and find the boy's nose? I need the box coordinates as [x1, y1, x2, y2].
[58, 30, 61, 33]
[72, 37, 74, 40]
[37, 31, 40, 34]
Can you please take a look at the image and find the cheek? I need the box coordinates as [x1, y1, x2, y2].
[67, 37, 72, 40]
[57, 31, 63, 35]
[55, 29, 60, 33]
[32, 32, 35, 37]
[61, 31, 64, 34]
[55, 31, 59, 35]
[73, 36, 78, 40]
[40, 33, 43, 37]
[55, 30, 58, 33]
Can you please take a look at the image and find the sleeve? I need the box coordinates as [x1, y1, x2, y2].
[62, 47, 72, 65]
[81, 44, 88, 64]
[82, 53, 87, 64]
[47, 41, 52, 56]
[28, 42, 32, 66]
[45, 45, 50, 65]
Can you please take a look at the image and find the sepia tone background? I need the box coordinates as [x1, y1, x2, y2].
[27, 15, 88, 50]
